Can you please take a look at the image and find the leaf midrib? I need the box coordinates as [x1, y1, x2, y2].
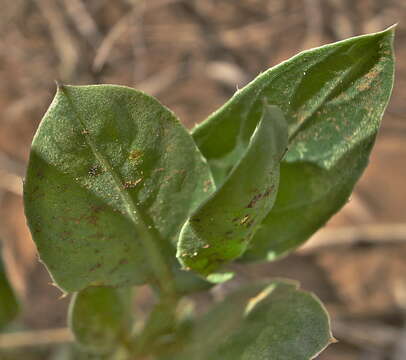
[59, 85, 176, 295]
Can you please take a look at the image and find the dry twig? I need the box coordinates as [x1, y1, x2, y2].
[93, 0, 183, 72]
[302, 0, 324, 48]
[326, 0, 356, 39]
[61, 0, 102, 48]
[0, 153, 24, 196]
[135, 64, 182, 96]
[0, 328, 73, 349]
[333, 319, 399, 348]
[300, 223, 406, 253]
[131, 0, 147, 83]
[34, 0, 79, 79]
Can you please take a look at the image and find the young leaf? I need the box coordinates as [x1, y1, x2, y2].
[0, 246, 19, 329]
[177, 105, 287, 276]
[68, 286, 132, 354]
[24, 85, 214, 292]
[192, 27, 395, 260]
[163, 281, 332, 360]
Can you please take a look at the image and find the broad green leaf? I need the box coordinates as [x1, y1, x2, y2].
[177, 105, 287, 276]
[68, 286, 132, 354]
[163, 281, 333, 360]
[192, 27, 395, 260]
[24, 85, 214, 292]
[0, 246, 19, 329]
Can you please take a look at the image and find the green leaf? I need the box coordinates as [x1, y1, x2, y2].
[23, 85, 214, 292]
[164, 281, 333, 360]
[177, 105, 287, 276]
[68, 286, 132, 354]
[0, 246, 19, 330]
[192, 27, 395, 260]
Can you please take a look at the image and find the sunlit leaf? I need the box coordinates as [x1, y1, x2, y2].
[178, 105, 287, 276]
[192, 27, 395, 260]
[24, 85, 214, 292]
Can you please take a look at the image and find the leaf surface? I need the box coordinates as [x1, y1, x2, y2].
[24, 85, 214, 292]
[177, 105, 287, 276]
[163, 281, 332, 360]
[0, 246, 19, 329]
[192, 27, 395, 260]
[68, 286, 132, 354]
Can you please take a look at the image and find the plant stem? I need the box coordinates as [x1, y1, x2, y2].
[132, 294, 180, 357]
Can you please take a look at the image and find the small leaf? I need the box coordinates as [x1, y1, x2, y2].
[177, 105, 287, 276]
[192, 27, 395, 260]
[68, 286, 132, 354]
[23, 85, 214, 292]
[164, 281, 332, 360]
[0, 245, 19, 330]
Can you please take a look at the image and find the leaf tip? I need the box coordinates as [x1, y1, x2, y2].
[329, 336, 339, 344]
[54, 79, 64, 90]
[376, 23, 397, 42]
[385, 23, 398, 32]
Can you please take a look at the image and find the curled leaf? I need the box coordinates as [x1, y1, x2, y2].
[177, 105, 287, 276]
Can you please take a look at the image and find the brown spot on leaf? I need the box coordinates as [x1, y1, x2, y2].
[129, 149, 143, 162]
[91, 205, 105, 213]
[357, 67, 381, 92]
[88, 165, 102, 177]
[247, 193, 262, 208]
[203, 179, 212, 193]
[87, 215, 98, 225]
[262, 186, 274, 197]
[89, 263, 101, 272]
[36, 170, 44, 180]
[246, 186, 273, 208]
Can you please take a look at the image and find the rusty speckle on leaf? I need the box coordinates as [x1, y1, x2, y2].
[263, 186, 274, 197]
[88, 165, 102, 177]
[357, 67, 381, 92]
[203, 179, 212, 192]
[89, 263, 101, 272]
[129, 149, 143, 162]
[247, 193, 262, 208]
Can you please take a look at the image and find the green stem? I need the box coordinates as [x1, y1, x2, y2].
[132, 294, 180, 357]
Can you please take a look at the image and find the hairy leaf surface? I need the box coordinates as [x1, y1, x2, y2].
[24, 85, 214, 292]
[177, 106, 287, 275]
[164, 281, 332, 360]
[192, 27, 395, 260]
[68, 286, 132, 354]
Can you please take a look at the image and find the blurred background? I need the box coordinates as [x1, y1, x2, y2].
[0, 0, 405, 359]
